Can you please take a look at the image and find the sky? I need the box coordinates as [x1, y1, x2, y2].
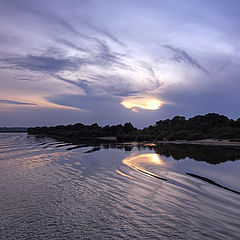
[0, 0, 240, 127]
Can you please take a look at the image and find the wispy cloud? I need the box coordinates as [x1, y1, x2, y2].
[0, 99, 36, 105]
[0, 36, 128, 73]
[164, 45, 209, 74]
[0, 55, 80, 73]
[56, 39, 87, 53]
[54, 75, 93, 95]
[1, 0, 240, 128]
[55, 74, 140, 97]
[84, 21, 126, 47]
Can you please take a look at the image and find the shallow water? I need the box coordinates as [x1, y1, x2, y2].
[0, 133, 240, 240]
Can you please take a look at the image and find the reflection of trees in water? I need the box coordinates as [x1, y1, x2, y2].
[154, 144, 240, 164]
[30, 135, 240, 164]
[100, 143, 240, 164]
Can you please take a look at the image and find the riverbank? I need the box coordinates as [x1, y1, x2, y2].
[157, 139, 240, 147]
[0, 127, 27, 133]
[27, 132, 240, 148]
[97, 137, 240, 147]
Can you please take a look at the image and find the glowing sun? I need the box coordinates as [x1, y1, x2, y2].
[121, 97, 163, 111]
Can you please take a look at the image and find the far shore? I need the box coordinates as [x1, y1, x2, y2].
[96, 137, 240, 147]
[156, 139, 240, 147]
[0, 128, 27, 133]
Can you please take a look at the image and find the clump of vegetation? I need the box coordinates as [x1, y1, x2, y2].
[28, 122, 138, 143]
[28, 113, 240, 142]
[142, 113, 240, 141]
[229, 138, 240, 142]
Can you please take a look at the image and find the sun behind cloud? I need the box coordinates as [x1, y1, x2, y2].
[121, 96, 163, 111]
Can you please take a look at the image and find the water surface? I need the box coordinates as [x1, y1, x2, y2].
[0, 133, 240, 239]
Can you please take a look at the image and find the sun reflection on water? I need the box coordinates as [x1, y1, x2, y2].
[123, 153, 163, 167]
[122, 153, 165, 179]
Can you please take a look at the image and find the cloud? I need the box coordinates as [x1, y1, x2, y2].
[1, 0, 86, 37]
[55, 75, 93, 95]
[103, 30, 126, 47]
[140, 63, 163, 90]
[164, 45, 209, 74]
[55, 74, 140, 97]
[88, 75, 141, 96]
[157, 74, 240, 120]
[85, 21, 126, 46]
[56, 39, 87, 53]
[46, 93, 161, 127]
[91, 38, 130, 69]
[0, 39, 162, 98]
[17, 76, 37, 82]
[1, 0, 240, 128]
[48, 94, 118, 110]
[0, 35, 129, 74]
[0, 99, 36, 105]
[0, 55, 81, 73]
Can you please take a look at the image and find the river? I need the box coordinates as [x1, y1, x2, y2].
[0, 133, 240, 239]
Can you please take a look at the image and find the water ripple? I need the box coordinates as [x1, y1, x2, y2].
[0, 133, 240, 239]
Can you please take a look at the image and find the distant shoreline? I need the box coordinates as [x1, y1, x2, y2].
[27, 113, 240, 144]
[0, 128, 27, 133]
[98, 137, 240, 147]
[26, 133, 240, 148]
[156, 139, 240, 147]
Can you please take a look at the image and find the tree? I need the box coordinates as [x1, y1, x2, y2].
[123, 122, 135, 133]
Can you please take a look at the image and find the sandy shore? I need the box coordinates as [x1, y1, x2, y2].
[94, 136, 240, 147]
[96, 137, 117, 141]
[157, 139, 240, 147]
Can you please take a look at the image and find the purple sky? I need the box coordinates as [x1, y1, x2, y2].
[0, 0, 240, 127]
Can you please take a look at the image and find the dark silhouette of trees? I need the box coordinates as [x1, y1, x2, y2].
[141, 113, 240, 141]
[28, 113, 240, 142]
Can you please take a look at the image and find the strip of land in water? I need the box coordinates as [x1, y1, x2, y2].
[157, 139, 240, 147]
[98, 138, 240, 147]
[0, 127, 27, 133]
[27, 113, 240, 146]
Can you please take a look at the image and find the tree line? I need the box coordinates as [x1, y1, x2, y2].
[28, 113, 240, 142]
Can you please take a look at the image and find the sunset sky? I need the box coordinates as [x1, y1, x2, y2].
[0, 0, 240, 127]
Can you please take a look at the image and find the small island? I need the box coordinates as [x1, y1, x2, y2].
[28, 113, 240, 146]
[0, 127, 27, 133]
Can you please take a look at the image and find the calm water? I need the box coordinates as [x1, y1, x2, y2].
[0, 133, 240, 240]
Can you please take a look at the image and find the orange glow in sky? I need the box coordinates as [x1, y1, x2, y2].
[121, 97, 163, 111]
